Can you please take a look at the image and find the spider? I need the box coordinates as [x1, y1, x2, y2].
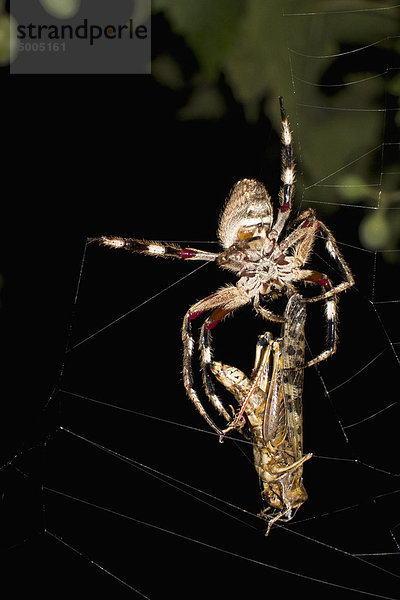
[92, 97, 354, 437]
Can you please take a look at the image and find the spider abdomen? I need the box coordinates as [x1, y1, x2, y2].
[218, 179, 274, 249]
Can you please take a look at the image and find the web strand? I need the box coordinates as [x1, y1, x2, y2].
[41, 485, 399, 600]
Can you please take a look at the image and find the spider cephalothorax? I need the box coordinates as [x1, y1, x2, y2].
[216, 182, 303, 300]
[93, 97, 354, 436]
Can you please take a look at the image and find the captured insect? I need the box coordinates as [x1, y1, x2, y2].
[91, 97, 354, 441]
[211, 294, 311, 534]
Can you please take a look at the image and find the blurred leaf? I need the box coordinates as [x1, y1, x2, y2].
[152, 54, 185, 91]
[39, 0, 81, 20]
[178, 83, 226, 120]
[151, 0, 400, 254]
[387, 73, 400, 97]
[337, 175, 371, 202]
[153, 0, 245, 78]
[224, 0, 297, 118]
[359, 211, 392, 250]
[0, 13, 17, 65]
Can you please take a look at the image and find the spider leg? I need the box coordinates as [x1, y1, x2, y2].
[303, 288, 338, 368]
[270, 97, 295, 240]
[182, 313, 224, 435]
[254, 297, 285, 323]
[199, 289, 258, 421]
[292, 270, 339, 368]
[280, 210, 354, 368]
[199, 323, 233, 424]
[303, 294, 338, 368]
[182, 286, 250, 433]
[279, 208, 318, 255]
[311, 220, 355, 299]
[187, 285, 249, 328]
[286, 210, 354, 301]
[91, 236, 219, 262]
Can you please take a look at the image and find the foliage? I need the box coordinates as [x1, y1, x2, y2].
[39, 0, 80, 20]
[152, 0, 400, 253]
[5, 0, 398, 251]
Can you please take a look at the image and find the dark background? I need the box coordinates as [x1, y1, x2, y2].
[2, 4, 400, 599]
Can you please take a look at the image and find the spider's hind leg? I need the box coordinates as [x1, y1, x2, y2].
[182, 313, 225, 435]
[198, 290, 253, 425]
[182, 285, 250, 434]
[199, 323, 234, 423]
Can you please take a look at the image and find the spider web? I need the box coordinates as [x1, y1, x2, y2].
[3, 4, 400, 599]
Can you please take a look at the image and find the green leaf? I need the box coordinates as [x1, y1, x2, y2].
[153, 0, 245, 78]
[39, 0, 81, 19]
[0, 13, 17, 65]
[359, 211, 391, 250]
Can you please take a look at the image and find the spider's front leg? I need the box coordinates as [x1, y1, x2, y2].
[90, 236, 219, 262]
[269, 96, 296, 241]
